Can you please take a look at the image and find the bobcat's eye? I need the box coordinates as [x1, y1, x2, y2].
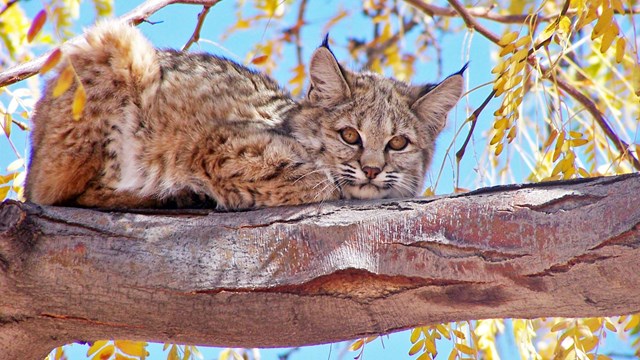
[387, 135, 409, 151]
[339, 127, 361, 145]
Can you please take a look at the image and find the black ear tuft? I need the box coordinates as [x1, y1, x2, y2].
[450, 62, 469, 78]
[321, 34, 331, 49]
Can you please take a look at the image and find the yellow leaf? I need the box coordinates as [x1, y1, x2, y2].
[604, 319, 618, 332]
[423, 187, 435, 196]
[448, 348, 458, 360]
[498, 31, 519, 46]
[491, 61, 508, 74]
[507, 126, 517, 143]
[437, 324, 451, 339]
[569, 139, 589, 147]
[558, 15, 572, 35]
[551, 320, 572, 332]
[600, 24, 619, 53]
[569, 131, 583, 138]
[114, 340, 147, 357]
[499, 44, 516, 57]
[251, 55, 269, 65]
[578, 167, 590, 178]
[539, 21, 558, 41]
[72, 84, 86, 121]
[416, 352, 432, 360]
[623, 315, 640, 332]
[93, 344, 115, 360]
[452, 329, 466, 339]
[511, 48, 529, 65]
[611, 0, 624, 13]
[168, 344, 180, 360]
[544, 129, 559, 148]
[349, 339, 364, 351]
[87, 341, 109, 357]
[0, 186, 10, 200]
[495, 142, 504, 156]
[615, 37, 626, 63]
[3, 113, 10, 138]
[41, 48, 62, 74]
[0, 173, 16, 185]
[425, 336, 437, 354]
[490, 130, 503, 145]
[409, 339, 425, 355]
[454, 343, 475, 355]
[410, 328, 422, 343]
[53, 65, 75, 98]
[27, 10, 47, 43]
[54, 346, 65, 360]
[494, 118, 509, 130]
[591, 7, 613, 39]
[515, 36, 531, 48]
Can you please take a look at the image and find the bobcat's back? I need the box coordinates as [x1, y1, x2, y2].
[26, 21, 298, 208]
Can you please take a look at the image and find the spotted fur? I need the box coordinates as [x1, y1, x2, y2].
[26, 21, 464, 210]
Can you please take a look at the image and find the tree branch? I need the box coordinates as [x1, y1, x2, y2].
[404, 0, 640, 24]
[1, 174, 639, 358]
[0, 0, 222, 88]
[182, 5, 213, 51]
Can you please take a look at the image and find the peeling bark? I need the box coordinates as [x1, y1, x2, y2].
[1, 174, 639, 359]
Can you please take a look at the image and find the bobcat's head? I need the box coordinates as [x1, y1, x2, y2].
[292, 39, 465, 200]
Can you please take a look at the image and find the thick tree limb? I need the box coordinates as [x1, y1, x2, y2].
[1, 174, 639, 359]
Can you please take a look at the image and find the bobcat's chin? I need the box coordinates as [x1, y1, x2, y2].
[341, 183, 402, 200]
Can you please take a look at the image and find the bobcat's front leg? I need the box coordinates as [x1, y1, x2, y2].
[187, 131, 341, 210]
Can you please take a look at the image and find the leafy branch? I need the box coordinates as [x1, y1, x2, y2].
[408, 0, 640, 171]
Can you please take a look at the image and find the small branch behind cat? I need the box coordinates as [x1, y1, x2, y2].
[0, 0, 223, 88]
[182, 5, 214, 51]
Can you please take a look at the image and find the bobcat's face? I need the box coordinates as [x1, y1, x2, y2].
[315, 84, 434, 200]
[291, 42, 464, 201]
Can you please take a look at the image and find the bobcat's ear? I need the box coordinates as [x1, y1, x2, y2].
[411, 71, 464, 134]
[307, 39, 351, 106]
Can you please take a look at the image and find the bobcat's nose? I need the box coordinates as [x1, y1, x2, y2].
[362, 166, 382, 180]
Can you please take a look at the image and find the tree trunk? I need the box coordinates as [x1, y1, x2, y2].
[1, 174, 639, 359]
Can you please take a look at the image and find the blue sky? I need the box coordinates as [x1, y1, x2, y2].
[2, 1, 637, 359]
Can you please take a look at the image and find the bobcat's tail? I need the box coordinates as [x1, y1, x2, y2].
[65, 20, 159, 93]
[25, 21, 159, 206]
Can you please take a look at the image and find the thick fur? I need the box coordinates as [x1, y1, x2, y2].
[26, 21, 463, 210]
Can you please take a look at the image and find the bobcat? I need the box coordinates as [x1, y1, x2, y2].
[25, 21, 464, 210]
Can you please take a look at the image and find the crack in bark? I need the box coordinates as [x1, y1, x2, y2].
[194, 268, 474, 302]
[395, 241, 527, 262]
[526, 253, 619, 278]
[590, 224, 640, 250]
[39, 313, 145, 329]
[517, 193, 606, 214]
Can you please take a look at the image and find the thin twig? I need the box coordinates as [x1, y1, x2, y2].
[0, 0, 222, 88]
[404, 0, 640, 24]
[293, 0, 308, 66]
[446, 0, 500, 44]
[455, 89, 496, 162]
[182, 5, 212, 51]
[553, 72, 640, 170]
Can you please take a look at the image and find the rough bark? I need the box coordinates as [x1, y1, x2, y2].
[1, 174, 639, 359]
